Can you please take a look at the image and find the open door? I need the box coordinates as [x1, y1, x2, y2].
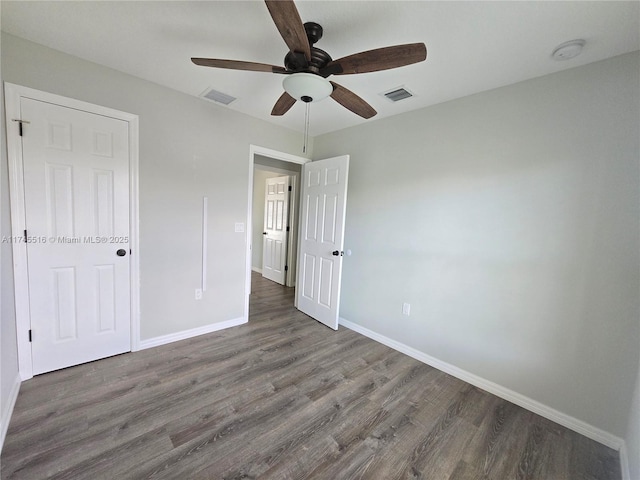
[296, 155, 349, 330]
[262, 175, 290, 285]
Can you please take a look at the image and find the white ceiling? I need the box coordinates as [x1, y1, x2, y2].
[2, 1, 639, 136]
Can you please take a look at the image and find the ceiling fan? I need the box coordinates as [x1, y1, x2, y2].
[191, 0, 427, 119]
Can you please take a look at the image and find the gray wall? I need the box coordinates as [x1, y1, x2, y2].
[627, 362, 640, 479]
[0, 33, 302, 341]
[314, 52, 640, 439]
[1, 29, 20, 447]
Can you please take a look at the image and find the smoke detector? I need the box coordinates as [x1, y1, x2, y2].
[551, 40, 585, 61]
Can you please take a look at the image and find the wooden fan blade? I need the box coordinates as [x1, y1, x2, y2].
[322, 43, 427, 76]
[191, 58, 288, 74]
[264, 0, 311, 61]
[330, 82, 376, 119]
[271, 92, 297, 116]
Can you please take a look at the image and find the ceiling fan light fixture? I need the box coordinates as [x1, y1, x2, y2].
[283, 73, 333, 103]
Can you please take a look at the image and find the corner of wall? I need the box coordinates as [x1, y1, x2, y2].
[1, 37, 23, 454]
[0, 372, 20, 453]
[622, 359, 640, 480]
[620, 441, 630, 480]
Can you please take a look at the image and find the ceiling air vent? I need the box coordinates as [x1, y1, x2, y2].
[200, 87, 237, 106]
[382, 87, 414, 102]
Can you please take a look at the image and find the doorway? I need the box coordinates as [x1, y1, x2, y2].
[252, 162, 301, 287]
[246, 147, 351, 330]
[245, 146, 309, 317]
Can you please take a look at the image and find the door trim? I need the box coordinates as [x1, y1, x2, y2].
[4, 82, 140, 380]
[245, 145, 310, 320]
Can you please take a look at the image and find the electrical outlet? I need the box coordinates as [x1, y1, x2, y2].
[195, 288, 203, 300]
[402, 303, 411, 316]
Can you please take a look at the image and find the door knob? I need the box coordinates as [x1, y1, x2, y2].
[332, 250, 343, 256]
[116, 249, 127, 257]
[263, 232, 268, 235]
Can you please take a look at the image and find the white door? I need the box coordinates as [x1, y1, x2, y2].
[296, 155, 349, 330]
[21, 97, 131, 375]
[262, 175, 290, 285]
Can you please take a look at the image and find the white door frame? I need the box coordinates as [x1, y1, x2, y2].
[245, 145, 310, 319]
[4, 83, 140, 380]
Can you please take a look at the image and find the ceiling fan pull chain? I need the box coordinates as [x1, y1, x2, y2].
[303, 102, 310, 153]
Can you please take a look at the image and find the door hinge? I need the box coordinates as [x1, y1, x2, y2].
[284, 265, 288, 271]
[288, 185, 292, 192]
[24, 229, 28, 242]
[286, 226, 290, 232]
[12, 119, 31, 136]
[28, 329, 32, 342]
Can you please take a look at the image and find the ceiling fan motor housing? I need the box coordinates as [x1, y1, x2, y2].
[284, 22, 332, 74]
[304, 22, 323, 44]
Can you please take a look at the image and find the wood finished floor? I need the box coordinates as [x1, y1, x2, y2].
[1, 272, 621, 479]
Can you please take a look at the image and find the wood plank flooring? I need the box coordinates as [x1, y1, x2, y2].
[1, 272, 621, 479]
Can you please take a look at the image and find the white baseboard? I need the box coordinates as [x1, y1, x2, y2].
[138, 317, 247, 350]
[251, 267, 262, 274]
[339, 317, 624, 451]
[1, 373, 21, 452]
